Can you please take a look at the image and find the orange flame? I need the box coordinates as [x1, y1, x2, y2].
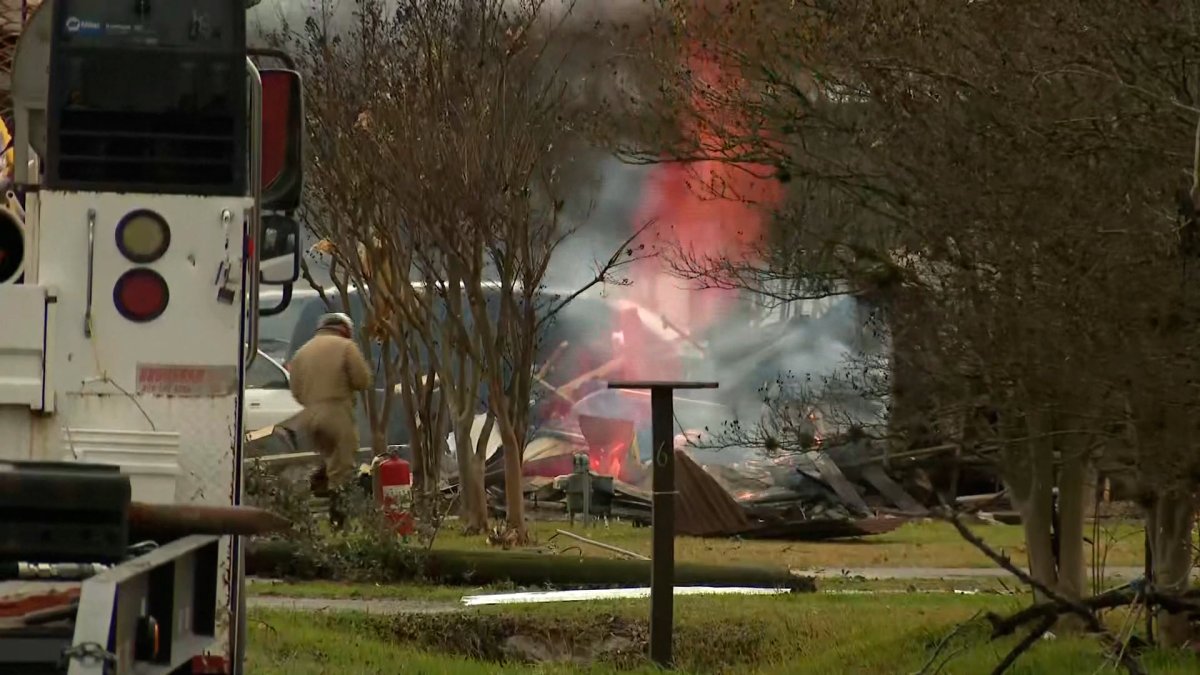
[623, 33, 783, 379]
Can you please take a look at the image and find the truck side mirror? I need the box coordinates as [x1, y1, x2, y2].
[260, 214, 300, 285]
[260, 69, 303, 213]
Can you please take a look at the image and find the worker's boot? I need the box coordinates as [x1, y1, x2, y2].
[309, 466, 330, 498]
[328, 484, 348, 530]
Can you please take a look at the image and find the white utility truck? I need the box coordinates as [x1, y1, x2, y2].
[0, 1, 303, 672]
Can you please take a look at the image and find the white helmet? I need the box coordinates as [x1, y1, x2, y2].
[318, 312, 354, 333]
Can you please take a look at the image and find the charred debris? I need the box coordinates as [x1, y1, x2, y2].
[444, 389, 1011, 542]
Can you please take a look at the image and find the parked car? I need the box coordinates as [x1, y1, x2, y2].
[244, 349, 303, 433]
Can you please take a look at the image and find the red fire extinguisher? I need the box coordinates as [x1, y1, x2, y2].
[377, 455, 415, 537]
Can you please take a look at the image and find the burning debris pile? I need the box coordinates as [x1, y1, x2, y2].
[447, 388, 1003, 542]
[480, 28, 907, 538]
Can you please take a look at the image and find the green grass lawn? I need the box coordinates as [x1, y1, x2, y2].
[248, 591, 1199, 674]
[247, 518, 1146, 605]
[249, 578, 510, 602]
[246, 517, 1160, 673]
[428, 518, 1146, 570]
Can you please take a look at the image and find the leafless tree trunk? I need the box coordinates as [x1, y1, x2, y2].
[441, 273, 489, 532]
[1056, 440, 1098, 629]
[1149, 490, 1196, 647]
[1005, 443, 1059, 599]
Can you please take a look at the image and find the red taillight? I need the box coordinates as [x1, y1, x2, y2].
[113, 268, 169, 322]
[190, 655, 229, 674]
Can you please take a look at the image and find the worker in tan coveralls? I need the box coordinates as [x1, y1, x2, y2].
[286, 312, 372, 525]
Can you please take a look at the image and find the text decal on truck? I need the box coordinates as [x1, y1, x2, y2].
[136, 364, 239, 397]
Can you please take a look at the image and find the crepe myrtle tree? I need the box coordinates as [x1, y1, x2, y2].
[277, 0, 647, 538]
[386, 0, 647, 542]
[277, 0, 456, 509]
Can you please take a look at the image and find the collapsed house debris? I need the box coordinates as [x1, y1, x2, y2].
[246, 382, 1011, 540]
[445, 388, 1011, 541]
[245, 281, 1013, 536]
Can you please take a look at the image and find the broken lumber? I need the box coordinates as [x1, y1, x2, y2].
[810, 453, 871, 515]
[245, 540, 813, 592]
[860, 465, 927, 515]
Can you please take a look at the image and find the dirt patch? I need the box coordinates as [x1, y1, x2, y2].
[501, 633, 641, 665]
[389, 613, 648, 667]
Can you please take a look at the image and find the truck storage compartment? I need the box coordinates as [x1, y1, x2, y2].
[0, 285, 54, 411]
[68, 428, 181, 504]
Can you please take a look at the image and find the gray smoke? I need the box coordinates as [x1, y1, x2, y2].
[247, 0, 362, 46]
[690, 294, 884, 427]
[248, 0, 888, 451]
[247, 0, 654, 47]
[544, 155, 653, 293]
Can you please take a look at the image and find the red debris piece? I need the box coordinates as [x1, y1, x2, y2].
[0, 587, 80, 621]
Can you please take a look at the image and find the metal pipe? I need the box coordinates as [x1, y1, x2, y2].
[0, 562, 108, 581]
[244, 58, 263, 368]
[126, 502, 290, 538]
[583, 468, 592, 528]
[83, 208, 94, 337]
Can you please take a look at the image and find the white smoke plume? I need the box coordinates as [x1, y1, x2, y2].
[248, 0, 890, 457]
[247, 0, 653, 47]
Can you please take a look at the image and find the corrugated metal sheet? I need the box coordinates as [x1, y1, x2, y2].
[674, 450, 754, 537]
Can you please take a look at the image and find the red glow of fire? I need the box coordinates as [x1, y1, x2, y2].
[619, 33, 783, 381]
[598, 441, 627, 479]
[521, 440, 631, 483]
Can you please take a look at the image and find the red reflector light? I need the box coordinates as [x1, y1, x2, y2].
[191, 655, 229, 674]
[113, 268, 170, 322]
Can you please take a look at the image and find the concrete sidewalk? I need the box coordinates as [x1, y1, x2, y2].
[247, 565, 1147, 615]
[801, 566, 1144, 580]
